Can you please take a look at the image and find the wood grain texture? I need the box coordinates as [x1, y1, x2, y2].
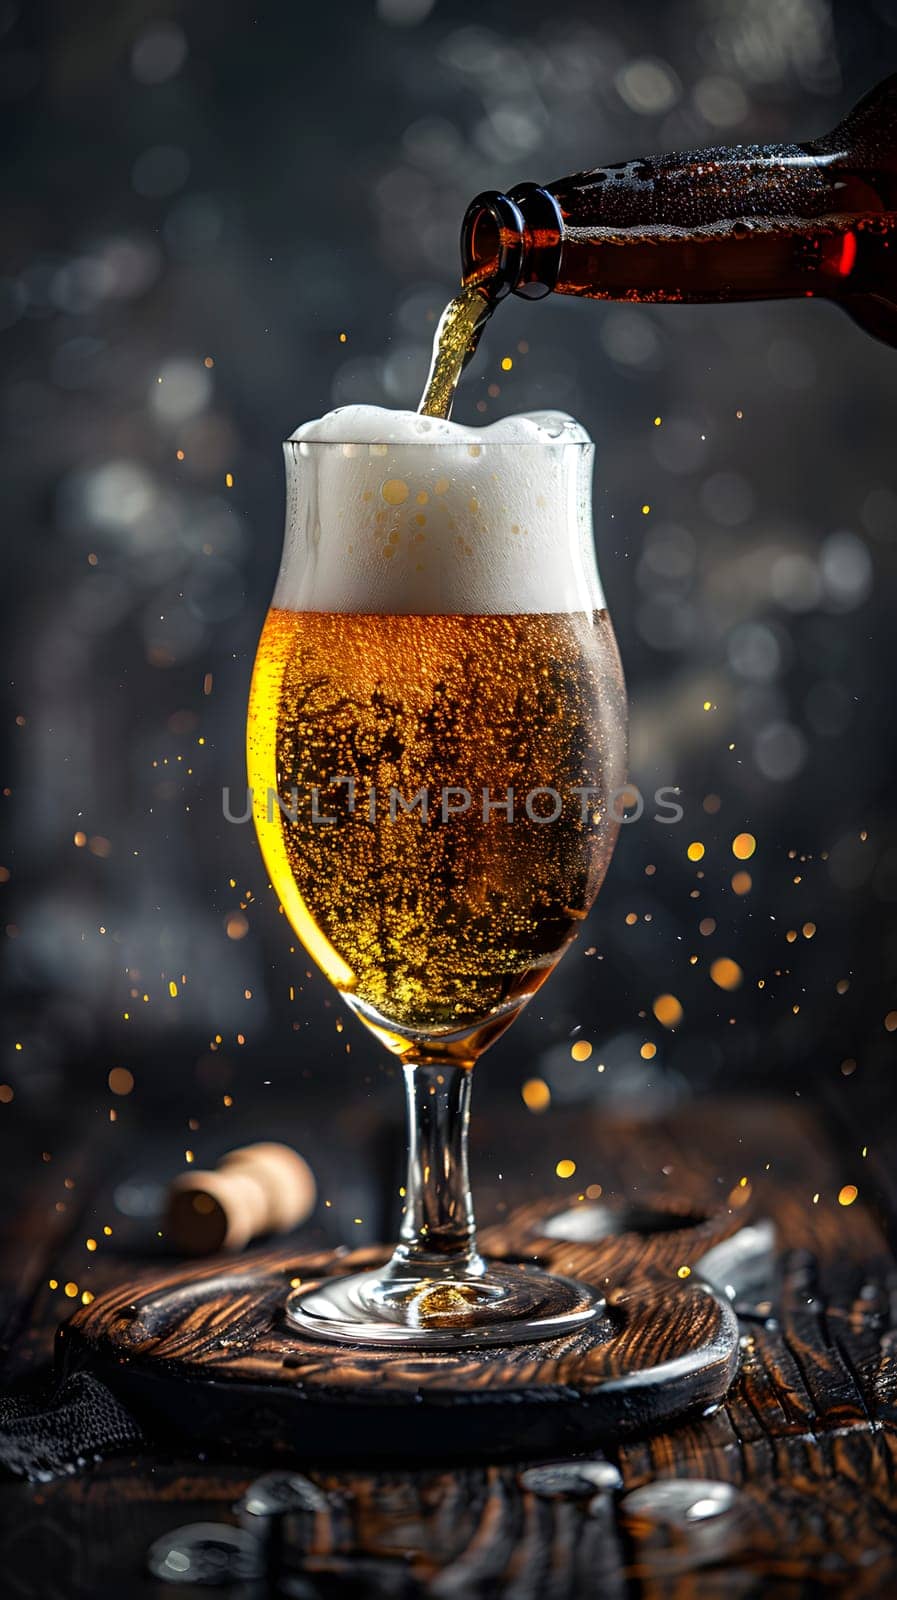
[7, 1098, 897, 1596]
[57, 1188, 746, 1462]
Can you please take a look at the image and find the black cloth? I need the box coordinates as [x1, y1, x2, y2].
[0, 1370, 145, 1481]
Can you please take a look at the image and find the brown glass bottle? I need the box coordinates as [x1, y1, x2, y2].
[461, 75, 897, 345]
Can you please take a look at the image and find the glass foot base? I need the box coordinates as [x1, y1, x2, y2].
[286, 1261, 604, 1348]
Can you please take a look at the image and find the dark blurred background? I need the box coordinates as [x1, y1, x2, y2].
[2, 0, 896, 1235]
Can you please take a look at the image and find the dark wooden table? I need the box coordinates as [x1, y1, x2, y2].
[2, 1092, 896, 1598]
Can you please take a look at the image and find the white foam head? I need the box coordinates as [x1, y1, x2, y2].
[274, 405, 604, 616]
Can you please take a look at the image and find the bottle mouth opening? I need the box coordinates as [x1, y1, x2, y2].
[466, 208, 501, 272]
[460, 192, 526, 301]
[461, 188, 563, 302]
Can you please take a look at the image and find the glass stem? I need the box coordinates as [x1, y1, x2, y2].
[392, 1061, 484, 1275]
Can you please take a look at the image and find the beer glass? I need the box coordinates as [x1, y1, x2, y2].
[247, 415, 627, 1345]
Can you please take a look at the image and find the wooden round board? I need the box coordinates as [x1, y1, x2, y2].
[58, 1193, 749, 1462]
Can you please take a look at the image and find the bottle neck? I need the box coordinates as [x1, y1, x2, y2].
[460, 185, 564, 301]
[458, 77, 897, 344]
[460, 156, 895, 328]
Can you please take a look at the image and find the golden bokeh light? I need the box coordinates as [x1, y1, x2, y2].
[653, 993, 683, 1028]
[710, 957, 743, 991]
[521, 1078, 551, 1113]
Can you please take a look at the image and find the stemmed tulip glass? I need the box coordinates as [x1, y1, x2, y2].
[247, 420, 627, 1346]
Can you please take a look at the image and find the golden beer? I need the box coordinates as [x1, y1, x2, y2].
[247, 605, 625, 1053]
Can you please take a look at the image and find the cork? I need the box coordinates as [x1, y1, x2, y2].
[164, 1141, 316, 1256]
[165, 1167, 269, 1254]
[219, 1142, 316, 1232]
